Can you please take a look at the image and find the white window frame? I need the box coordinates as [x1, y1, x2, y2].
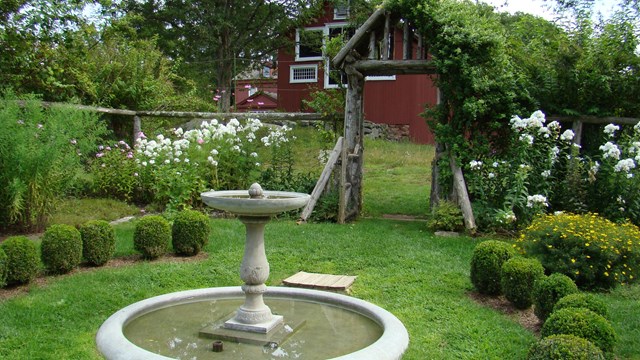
[366, 75, 397, 81]
[334, 4, 350, 20]
[295, 27, 324, 62]
[290, 64, 318, 83]
[324, 23, 349, 89]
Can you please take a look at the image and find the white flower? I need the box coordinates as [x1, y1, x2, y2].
[560, 130, 575, 141]
[255, 162, 261, 166]
[541, 170, 551, 178]
[554, 211, 564, 216]
[527, 194, 549, 208]
[492, 162, 499, 168]
[488, 172, 495, 179]
[469, 160, 483, 170]
[232, 145, 241, 152]
[184, 158, 190, 163]
[519, 134, 534, 145]
[210, 149, 219, 155]
[149, 159, 155, 165]
[164, 159, 170, 164]
[614, 158, 636, 173]
[603, 124, 620, 137]
[635, 122, 640, 133]
[174, 158, 181, 163]
[250, 152, 258, 158]
[142, 161, 147, 167]
[547, 121, 561, 131]
[157, 134, 164, 141]
[599, 142, 621, 160]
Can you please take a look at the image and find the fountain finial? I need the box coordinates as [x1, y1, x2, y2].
[248, 183, 264, 199]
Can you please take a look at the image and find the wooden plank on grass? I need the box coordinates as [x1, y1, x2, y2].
[283, 271, 357, 291]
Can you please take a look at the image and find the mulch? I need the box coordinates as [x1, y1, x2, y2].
[468, 291, 542, 334]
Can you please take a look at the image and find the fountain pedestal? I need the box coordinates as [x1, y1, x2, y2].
[224, 215, 282, 333]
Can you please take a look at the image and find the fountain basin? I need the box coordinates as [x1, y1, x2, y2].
[96, 286, 409, 360]
[201, 190, 311, 216]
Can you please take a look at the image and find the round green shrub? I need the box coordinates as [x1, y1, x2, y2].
[533, 273, 579, 321]
[428, 200, 464, 232]
[501, 256, 545, 309]
[554, 293, 610, 320]
[527, 334, 605, 360]
[0, 236, 39, 285]
[0, 247, 8, 288]
[518, 212, 640, 290]
[172, 210, 210, 256]
[41, 224, 83, 274]
[541, 308, 617, 354]
[80, 220, 116, 266]
[470, 240, 516, 295]
[134, 215, 170, 259]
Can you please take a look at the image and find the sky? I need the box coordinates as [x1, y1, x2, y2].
[480, 0, 619, 20]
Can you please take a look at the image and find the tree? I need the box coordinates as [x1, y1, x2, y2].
[116, 0, 324, 111]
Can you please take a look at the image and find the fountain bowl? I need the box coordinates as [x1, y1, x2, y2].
[96, 286, 409, 360]
[201, 190, 311, 216]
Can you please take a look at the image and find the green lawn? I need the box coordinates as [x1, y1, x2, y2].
[1, 130, 638, 359]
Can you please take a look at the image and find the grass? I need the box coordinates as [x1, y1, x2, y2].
[1, 130, 638, 359]
[48, 198, 140, 228]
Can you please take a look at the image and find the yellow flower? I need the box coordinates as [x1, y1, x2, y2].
[571, 259, 576, 263]
[604, 272, 609, 277]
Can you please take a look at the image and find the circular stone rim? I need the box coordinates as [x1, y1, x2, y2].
[201, 190, 310, 215]
[96, 286, 409, 360]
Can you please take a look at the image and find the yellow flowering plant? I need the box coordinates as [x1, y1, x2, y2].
[518, 212, 640, 291]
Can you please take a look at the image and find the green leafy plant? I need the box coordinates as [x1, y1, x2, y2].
[0, 236, 39, 285]
[554, 293, 610, 320]
[41, 224, 83, 274]
[90, 141, 138, 202]
[172, 210, 210, 256]
[533, 273, 579, 321]
[80, 220, 116, 266]
[519, 212, 640, 290]
[527, 334, 605, 360]
[134, 215, 170, 259]
[500, 256, 545, 309]
[427, 200, 464, 232]
[0, 95, 107, 232]
[470, 240, 516, 295]
[0, 247, 8, 288]
[541, 308, 617, 354]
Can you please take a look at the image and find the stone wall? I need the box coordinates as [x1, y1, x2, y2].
[363, 121, 410, 142]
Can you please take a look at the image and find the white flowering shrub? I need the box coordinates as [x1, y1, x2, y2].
[464, 110, 640, 229]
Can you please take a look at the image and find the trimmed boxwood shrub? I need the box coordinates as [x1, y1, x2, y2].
[527, 334, 605, 360]
[501, 256, 545, 309]
[134, 215, 170, 259]
[80, 220, 116, 266]
[0, 247, 8, 288]
[172, 209, 210, 256]
[533, 273, 579, 321]
[41, 224, 83, 274]
[541, 308, 617, 354]
[0, 236, 39, 285]
[554, 293, 610, 320]
[470, 240, 516, 295]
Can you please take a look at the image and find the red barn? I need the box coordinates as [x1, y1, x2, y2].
[276, 3, 439, 144]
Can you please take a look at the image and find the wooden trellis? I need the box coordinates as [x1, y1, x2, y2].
[331, 8, 437, 224]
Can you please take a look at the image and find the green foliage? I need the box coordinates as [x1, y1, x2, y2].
[0, 236, 39, 285]
[133, 215, 170, 259]
[89, 141, 138, 202]
[500, 256, 545, 309]
[541, 307, 617, 354]
[0, 247, 7, 288]
[533, 273, 579, 321]
[0, 95, 107, 232]
[80, 220, 116, 266]
[171, 210, 210, 256]
[309, 189, 340, 223]
[527, 334, 605, 360]
[41, 224, 83, 274]
[427, 200, 464, 232]
[519, 213, 640, 290]
[554, 293, 610, 320]
[470, 240, 516, 295]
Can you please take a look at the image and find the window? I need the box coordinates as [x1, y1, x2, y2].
[366, 75, 397, 81]
[290, 64, 318, 83]
[324, 24, 353, 88]
[296, 27, 324, 61]
[334, 3, 349, 20]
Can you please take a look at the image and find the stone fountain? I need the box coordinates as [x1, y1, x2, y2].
[96, 183, 408, 359]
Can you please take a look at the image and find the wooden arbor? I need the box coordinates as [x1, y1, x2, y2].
[331, 8, 436, 223]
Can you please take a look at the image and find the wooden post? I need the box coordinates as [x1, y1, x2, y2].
[339, 55, 366, 223]
[429, 142, 445, 210]
[572, 120, 583, 147]
[382, 12, 390, 60]
[300, 137, 344, 222]
[449, 150, 476, 232]
[133, 115, 142, 142]
[403, 21, 411, 60]
[368, 31, 377, 60]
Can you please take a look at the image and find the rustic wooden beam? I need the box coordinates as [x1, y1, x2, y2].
[572, 120, 584, 147]
[417, 34, 424, 60]
[548, 115, 639, 126]
[354, 59, 436, 75]
[300, 137, 344, 222]
[368, 31, 377, 60]
[333, 8, 386, 68]
[402, 21, 411, 60]
[382, 12, 390, 60]
[449, 151, 476, 232]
